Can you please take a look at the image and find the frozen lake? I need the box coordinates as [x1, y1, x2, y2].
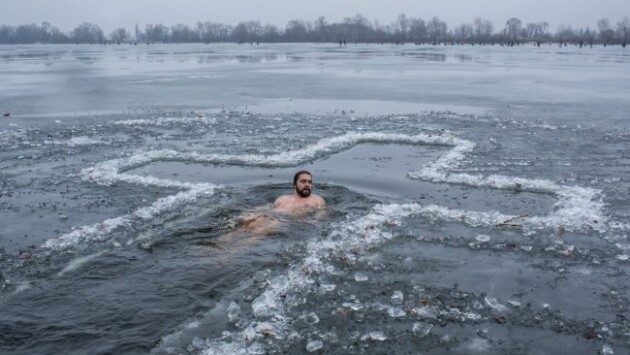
[1, 43, 630, 354]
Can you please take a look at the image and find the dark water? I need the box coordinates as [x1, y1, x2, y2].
[1, 44, 630, 354]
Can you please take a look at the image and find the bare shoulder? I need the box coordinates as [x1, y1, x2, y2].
[312, 195, 326, 208]
[273, 195, 291, 206]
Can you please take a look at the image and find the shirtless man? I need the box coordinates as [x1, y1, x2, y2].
[273, 170, 326, 214]
[236, 170, 326, 236]
[209, 171, 326, 253]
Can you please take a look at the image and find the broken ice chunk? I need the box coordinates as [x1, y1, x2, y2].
[475, 234, 491, 242]
[355, 273, 368, 282]
[227, 301, 241, 322]
[361, 331, 387, 342]
[391, 290, 404, 304]
[306, 340, 323, 352]
[412, 322, 433, 338]
[484, 297, 508, 312]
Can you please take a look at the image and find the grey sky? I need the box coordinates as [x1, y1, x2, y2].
[1, 0, 629, 33]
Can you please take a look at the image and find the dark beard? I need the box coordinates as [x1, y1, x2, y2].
[296, 187, 311, 198]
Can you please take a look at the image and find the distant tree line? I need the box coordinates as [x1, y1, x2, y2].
[1, 15, 629, 46]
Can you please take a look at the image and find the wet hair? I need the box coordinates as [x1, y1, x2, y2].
[293, 170, 312, 185]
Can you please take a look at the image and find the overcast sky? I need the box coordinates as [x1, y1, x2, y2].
[1, 0, 629, 32]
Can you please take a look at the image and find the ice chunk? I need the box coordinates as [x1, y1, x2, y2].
[412, 322, 433, 338]
[306, 340, 323, 352]
[463, 312, 482, 320]
[602, 344, 614, 355]
[287, 331, 302, 342]
[615, 243, 630, 250]
[391, 290, 404, 304]
[387, 307, 406, 318]
[342, 302, 363, 311]
[361, 331, 387, 342]
[354, 273, 368, 282]
[412, 305, 438, 318]
[227, 301, 241, 322]
[475, 234, 490, 242]
[507, 300, 521, 307]
[484, 297, 507, 312]
[251, 275, 290, 317]
[303, 312, 320, 325]
[191, 336, 206, 350]
[320, 284, 336, 292]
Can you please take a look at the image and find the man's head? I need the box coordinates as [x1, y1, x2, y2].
[293, 170, 313, 198]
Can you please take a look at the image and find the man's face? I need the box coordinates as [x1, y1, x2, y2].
[295, 173, 313, 198]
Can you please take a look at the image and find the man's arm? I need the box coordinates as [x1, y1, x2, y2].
[312, 196, 327, 220]
[273, 195, 289, 209]
[316, 196, 326, 209]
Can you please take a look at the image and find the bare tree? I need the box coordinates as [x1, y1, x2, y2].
[261, 24, 280, 42]
[395, 13, 410, 42]
[232, 22, 250, 42]
[598, 18, 615, 43]
[15, 23, 43, 43]
[313, 16, 329, 41]
[196, 22, 230, 42]
[0, 22, 67, 43]
[556, 24, 577, 43]
[144, 24, 169, 42]
[427, 16, 448, 43]
[524, 22, 549, 41]
[454, 23, 473, 43]
[504, 17, 522, 42]
[353, 14, 371, 42]
[170, 24, 196, 43]
[285, 19, 309, 41]
[616, 16, 630, 43]
[409, 17, 427, 43]
[473, 17, 494, 43]
[0, 25, 15, 43]
[110, 28, 129, 43]
[72, 23, 105, 43]
[372, 19, 389, 43]
[1, 14, 629, 45]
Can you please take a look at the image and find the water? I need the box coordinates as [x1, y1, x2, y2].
[0, 43, 629, 354]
